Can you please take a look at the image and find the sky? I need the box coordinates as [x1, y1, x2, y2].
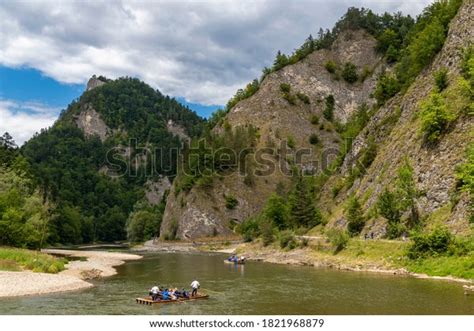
[0, 0, 433, 145]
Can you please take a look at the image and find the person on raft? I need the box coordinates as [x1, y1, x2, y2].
[149, 285, 160, 301]
[190, 279, 200, 297]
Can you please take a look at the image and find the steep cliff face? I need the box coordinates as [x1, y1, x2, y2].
[320, 1, 473, 236]
[162, 2, 473, 240]
[161, 30, 385, 239]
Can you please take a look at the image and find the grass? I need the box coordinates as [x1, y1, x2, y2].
[242, 235, 474, 280]
[0, 247, 67, 274]
[405, 255, 474, 279]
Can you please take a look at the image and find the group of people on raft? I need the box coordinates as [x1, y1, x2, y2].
[148, 279, 200, 302]
[227, 255, 245, 263]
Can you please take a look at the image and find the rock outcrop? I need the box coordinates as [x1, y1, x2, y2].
[161, 2, 473, 240]
[75, 104, 110, 142]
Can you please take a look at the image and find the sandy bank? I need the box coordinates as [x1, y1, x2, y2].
[0, 271, 93, 298]
[0, 250, 142, 298]
[43, 249, 142, 278]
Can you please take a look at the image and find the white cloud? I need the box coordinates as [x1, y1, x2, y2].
[0, 99, 59, 146]
[0, 0, 433, 105]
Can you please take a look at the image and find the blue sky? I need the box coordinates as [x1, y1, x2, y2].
[0, 0, 431, 145]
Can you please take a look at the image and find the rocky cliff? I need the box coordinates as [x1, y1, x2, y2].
[161, 1, 473, 240]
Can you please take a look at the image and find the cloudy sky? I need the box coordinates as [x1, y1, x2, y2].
[0, 0, 432, 145]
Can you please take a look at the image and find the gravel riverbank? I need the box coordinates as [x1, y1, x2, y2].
[0, 250, 142, 298]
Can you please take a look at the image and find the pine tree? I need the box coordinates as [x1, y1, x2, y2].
[288, 174, 322, 228]
[345, 195, 365, 236]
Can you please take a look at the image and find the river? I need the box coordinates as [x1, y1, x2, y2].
[0, 252, 472, 314]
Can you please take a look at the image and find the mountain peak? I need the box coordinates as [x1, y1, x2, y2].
[86, 75, 107, 91]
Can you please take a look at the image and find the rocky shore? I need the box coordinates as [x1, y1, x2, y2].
[0, 250, 142, 298]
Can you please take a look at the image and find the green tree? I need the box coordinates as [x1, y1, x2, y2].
[345, 195, 365, 236]
[323, 95, 335, 121]
[341, 62, 358, 83]
[419, 92, 455, 143]
[288, 175, 322, 228]
[264, 193, 289, 230]
[396, 159, 419, 227]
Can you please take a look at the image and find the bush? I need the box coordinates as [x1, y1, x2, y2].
[280, 83, 291, 93]
[345, 196, 365, 236]
[419, 92, 455, 143]
[407, 226, 454, 259]
[434, 68, 449, 91]
[310, 115, 319, 125]
[296, 92, 310, 104]
[224, 195, 239, 210]
[260, 221, 275, 246]
[323, 95, 335, 121]
[279, 230, 297, 249]
[326, 228, 349, 254]
[282, 92, 297, 105]
[237, 217, 260, 242]
[377, 189, 401, 222]
[341, 62, 358, 83]
[287, 135, 296, 149]
[325, 60, 337, 73]
[359, 65, 372, 81]
[374, 73, 400, 105]
[309, 133, 319, 145]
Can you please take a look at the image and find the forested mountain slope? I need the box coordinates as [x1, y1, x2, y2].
[20, 77, 204, 244]
[161, 0, 472, 240]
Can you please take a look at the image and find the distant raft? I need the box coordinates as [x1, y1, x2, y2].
[136, 294, 209, 305]
[224, 259, 245, 265]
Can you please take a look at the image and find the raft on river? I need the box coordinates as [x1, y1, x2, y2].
[224, 259, 245, 265]
[136, 294, 209, 305]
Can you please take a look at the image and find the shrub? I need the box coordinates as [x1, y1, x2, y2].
[310, 115, 319, 125]
[287, 135, 296, 149]
[282, 92, 297, 105]
[359, 65, 372, 81]
[237, 217, 260, 242]
[341, 62, 358, 83]
[260, 221, 275, 246]
[224, 195, 239, 210]
[419, 92, 455, 143]
[345, 195, 365, 236]
[407, 226, 454, 259]
[196, 173, 214, 190]
[309, 133, 319, 145]
[279, 230, 297, 249]
[326, 228, 349, 254]
[377, 188, 401, 224]
[325, 60, 337, 73]
[374, 73, 400, 105]
[264, 193, 289, 230]
[299, 237, 309, 248]
[280, 83, 291, 93]
[434, 68, 449, 91]
[323, 95, 335, 121]
[296, 92, 310, 104]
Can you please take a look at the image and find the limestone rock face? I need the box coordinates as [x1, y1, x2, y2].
[86, 75, 106, 91]
[145, 177, 172, 205]
[167, 119, 190, 142]
[75, 104, 109, 142]
[161, 30, 384, 240]
[162, 3, 473, 240]
[319, 1, 474, 235]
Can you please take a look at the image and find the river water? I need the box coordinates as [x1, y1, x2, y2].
[0, 252, 472, 314]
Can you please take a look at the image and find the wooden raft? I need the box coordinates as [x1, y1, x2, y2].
[136, 294, 209, 305]
[224, 259, 245, 265]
